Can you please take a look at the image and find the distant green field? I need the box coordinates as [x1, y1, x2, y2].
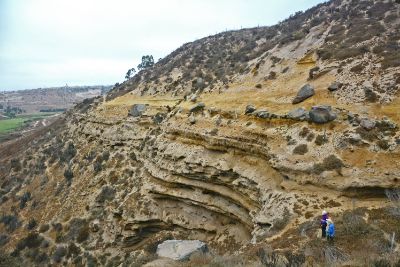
[0, 113, 58, 134]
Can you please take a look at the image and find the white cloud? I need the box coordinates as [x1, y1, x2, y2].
[0, 0, 325, 90]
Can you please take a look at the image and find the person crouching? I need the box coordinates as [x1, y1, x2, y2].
[326, 218, 335, 243]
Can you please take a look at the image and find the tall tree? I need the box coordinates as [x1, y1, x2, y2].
[125, 68, 136, 80]
[137, 55, 154, 70]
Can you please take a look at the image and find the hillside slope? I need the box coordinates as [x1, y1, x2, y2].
[1, 0, 400, 266]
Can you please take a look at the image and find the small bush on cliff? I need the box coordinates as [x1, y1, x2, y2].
[39, 224, 50, 233]
[52, 222, 63, 232]
[15, 232, 43, 252]
[60, 142, 76, 163]
[93, 161, 102, 173]
[299, 127, 310, 138]
[376, 140, 390, 150]
[315, 134, 329, 146]
[26, 218, 37, 230]
[52, 246, 67, 263]
[64, 168, 73, 185]
[293, 144, 308, 155]
[364, 87, 379, 102]
[10, 158, 21, 171]
[95, 186, 116, 203]
[342, 210, 370, 236]
[312, 155, 344, 174]
[102, 151, 110, 161]
[19, 191, 31, 209]
[67, 242, 81, 258]
[271, 208, 291, 232]
[0, 214, 21, 232]
[0, 234, 9, 247]
[0, 251, 22, 266]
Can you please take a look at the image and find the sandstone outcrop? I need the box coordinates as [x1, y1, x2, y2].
[156, 240, 208, 260]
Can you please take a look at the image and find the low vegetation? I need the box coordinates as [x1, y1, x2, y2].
[293, 144, 308, 155]
[312, 155, 344, 174]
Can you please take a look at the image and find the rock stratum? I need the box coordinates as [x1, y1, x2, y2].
[1, 0, 400, 266]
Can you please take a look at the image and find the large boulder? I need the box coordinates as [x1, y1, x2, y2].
[309, 105, 337, 124]
[328, 82, 342, 91]
[245, 105, 256, 115]
[190, 94, 197, 102]
[287, 107, 309, 121]
[129, 104, 147, 117]
[360, 118, 376, 130]
[255, 111, 270, 119]
[156, 240, 208, 261]
[292, 84, 315, 104]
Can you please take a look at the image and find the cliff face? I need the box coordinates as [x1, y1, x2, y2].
[1, 0, 400, 266]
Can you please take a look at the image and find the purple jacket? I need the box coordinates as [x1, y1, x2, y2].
[321, 214, 328, 226]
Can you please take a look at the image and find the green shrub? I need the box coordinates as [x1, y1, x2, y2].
[19, 191, 31, 209]
[0, 215, 21, 232]
[64, 168, 73, 185]
[0, 234, 9, 247]
[93, 161, 102, 173]
[39, 224, 50, 233]
[55, 232, 64, 243]
[271, 208, 291, 232]
[52, 246, 67, 263]
[66, 218, 90, 243]
[15, 232, 43, 251]
[323, 155, 344, 170]
[356, 127, 378, 142]
[350, 64, 363, 73]
[315, 134, 329, 146]
[76, 224, 90, 243]
[299, 127, 310, 138]
[293, 144, 308, 155]
[342, 210, 375, 236]
[364, 88, 379, 102]
[67, 242, 81, 258]
[102, 151, 110, 161]
[96, 186, 116, 203]
[312, 155, 344, 174]
[376, 140, 390, 150]
[60, 142, 76, 163]
[26, 218, 37, 230]
[306, 132, 315, 142]
[10, 158, 21, 171]
[52, 222, 63, 232]
[0, 251, 22, 266]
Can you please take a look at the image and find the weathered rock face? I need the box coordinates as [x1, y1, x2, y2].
[156, 240, 208, 260]
[292, 84, 314, 104]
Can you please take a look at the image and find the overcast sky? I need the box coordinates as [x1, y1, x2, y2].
[0, 0, 325, 91]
